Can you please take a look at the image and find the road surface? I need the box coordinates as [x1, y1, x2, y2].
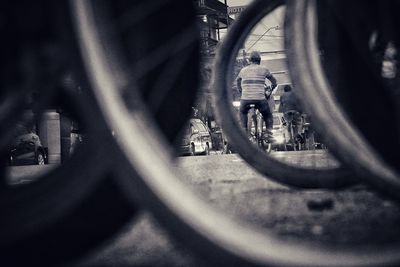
[67, 151, 400, 266]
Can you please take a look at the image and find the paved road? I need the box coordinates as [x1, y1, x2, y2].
[7, 151, 399, 266]
[69, 151, 400, 267]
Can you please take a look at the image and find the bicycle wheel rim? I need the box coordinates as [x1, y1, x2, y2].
[212, 0, 357, 189]
[0, 2, 133, 262]
[284, 0, 400, 200]
[72, 0, 400, 266]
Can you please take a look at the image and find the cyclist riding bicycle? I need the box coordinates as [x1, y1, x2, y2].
[279, 84, 304, 144]
[236, 51, 277, 140]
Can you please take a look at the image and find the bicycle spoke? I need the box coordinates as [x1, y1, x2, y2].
[132, 28, 198, 80]
[116, 0, 171, 33]
[147, 45, 196, 113]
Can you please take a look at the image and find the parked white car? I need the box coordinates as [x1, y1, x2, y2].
[180, 119, 212, 155]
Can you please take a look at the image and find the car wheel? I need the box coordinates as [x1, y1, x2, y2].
[222, 141, 231, 154]
[7, 155, 13, 166]
[36, 152, 45, 165]
[190, 144, 195, 156]
[203, 144, 210, 156]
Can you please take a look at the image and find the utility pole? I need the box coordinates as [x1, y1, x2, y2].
[225, 0, 229, 28]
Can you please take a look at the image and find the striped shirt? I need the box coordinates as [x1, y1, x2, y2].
[237, 64, 276, 100]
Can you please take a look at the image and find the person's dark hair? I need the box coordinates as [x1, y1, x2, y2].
[284, 84, 292, 92]
[249, 51, 261, 64]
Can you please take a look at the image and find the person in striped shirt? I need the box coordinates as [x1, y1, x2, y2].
[236, 51, 277, 137]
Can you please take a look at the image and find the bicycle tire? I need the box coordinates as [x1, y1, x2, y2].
[0, 2, 138, 264]
[212, 0, 357, 189]
[284, 0, 400, 200]
[2, 0, 201, 263]
[73, 0, 400, 266]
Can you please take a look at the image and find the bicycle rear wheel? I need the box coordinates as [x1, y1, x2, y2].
[285, 0, 400, 200]
[72, 1, 400, 265]
[212, 0, 357, 189]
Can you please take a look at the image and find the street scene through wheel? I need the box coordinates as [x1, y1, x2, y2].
[212, 0, 357, 189]
[2, 0, 400, 266]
